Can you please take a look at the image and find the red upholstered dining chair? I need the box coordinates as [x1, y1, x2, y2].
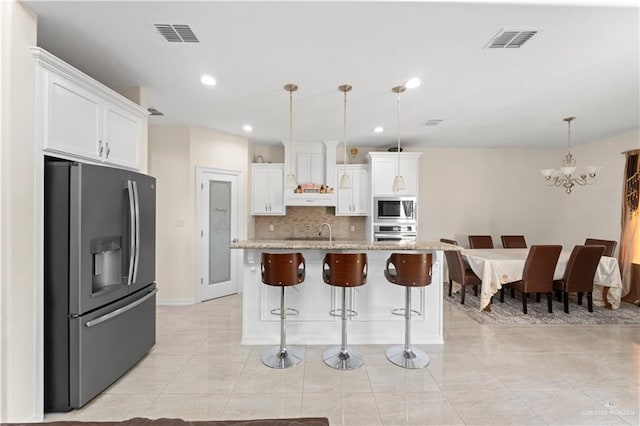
[440, 238, 481, 304]
[584, 238, 617, 257]
[501, 235, 527, 249]
[553, 245, 605, 313]
[501, 245, 562, 314]
[468, 235, 494, 249]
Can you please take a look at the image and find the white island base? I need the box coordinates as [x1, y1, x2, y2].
[235, 244, 446, 346]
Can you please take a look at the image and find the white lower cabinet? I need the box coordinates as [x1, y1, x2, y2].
[336, 164, 368, 216]
[33, 47, 146, 170]
[251, 164, 285, 215]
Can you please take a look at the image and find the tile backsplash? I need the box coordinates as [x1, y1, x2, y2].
[254, 207, 366, 240]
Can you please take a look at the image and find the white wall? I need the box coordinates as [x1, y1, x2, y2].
[416, 147, 565, 247]
[0, 0, 39, 421]
[413, 129, 639, 250]
[148, 125, 249, 304]
[564, 129, 640, 255]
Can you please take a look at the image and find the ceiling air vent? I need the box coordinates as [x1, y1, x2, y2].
[154, 24, 199, 43]
[424, 118, 443, 127]
[148, 108, 164, 116]
[485, 29, 538, 49]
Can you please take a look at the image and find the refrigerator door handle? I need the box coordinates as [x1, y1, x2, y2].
[85, 289, 157, 328]
[127, 180, 136, 285]
[132, 180, 140, 284]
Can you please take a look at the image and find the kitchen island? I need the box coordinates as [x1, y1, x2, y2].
[230, 240, 458, 345]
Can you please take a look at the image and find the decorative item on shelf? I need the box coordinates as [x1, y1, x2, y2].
[294, 185, 303, 193]
[540, 116, 601, 194]
[284, 83, 298, 189]
[350, 147, 358, 162]
[391, 85, 406, 193]
[339, 84, 353, 189]
[255, 155, 264, 163]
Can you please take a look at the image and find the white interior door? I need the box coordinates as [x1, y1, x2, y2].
[197, 168, 242, 301]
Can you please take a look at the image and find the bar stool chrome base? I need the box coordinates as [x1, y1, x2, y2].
[323, 346, 365, 370]
[261, 346, 304, 369]
[386, 345, 430, 369]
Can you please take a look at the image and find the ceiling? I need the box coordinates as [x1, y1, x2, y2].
[22, 0, 640, 149]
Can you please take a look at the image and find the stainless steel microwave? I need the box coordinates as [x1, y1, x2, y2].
[374, 197, 417, 223]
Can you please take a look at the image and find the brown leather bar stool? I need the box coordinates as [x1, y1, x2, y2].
[322, 252, 368, 370]
[260, 252, 305, 369]
[384, 253, 433, 369]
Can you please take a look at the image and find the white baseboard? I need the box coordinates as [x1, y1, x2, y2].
[156, 298, 196, 306]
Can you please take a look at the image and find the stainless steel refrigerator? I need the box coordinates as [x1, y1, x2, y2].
[44, 157, 156, 412]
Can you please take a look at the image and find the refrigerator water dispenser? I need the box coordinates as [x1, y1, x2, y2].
[91, 236, 122, 293]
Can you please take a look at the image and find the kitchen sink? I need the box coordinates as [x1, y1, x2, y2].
[284, 236, 331, 241]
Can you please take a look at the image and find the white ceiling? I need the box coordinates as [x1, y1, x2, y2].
[23, 0, 640, 149]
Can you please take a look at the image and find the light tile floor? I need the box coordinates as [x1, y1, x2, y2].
[45, 292, 640, 425]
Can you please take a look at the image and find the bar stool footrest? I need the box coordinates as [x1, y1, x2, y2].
[390, 307, 421, 317]
[328, 308, 357, 318]
[269, 307, 300, 317]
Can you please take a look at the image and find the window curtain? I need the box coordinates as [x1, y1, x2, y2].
[621, 149, 640, 305]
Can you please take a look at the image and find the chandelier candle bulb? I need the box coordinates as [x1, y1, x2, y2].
[541, 116, 601, 194]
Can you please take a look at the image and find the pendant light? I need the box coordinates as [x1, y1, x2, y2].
[391, 85, 406, 193]
[339, 84, 352, 189]
[284, 83, 298, 189]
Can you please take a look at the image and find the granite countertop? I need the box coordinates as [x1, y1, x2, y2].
[230, 239, 460, 251]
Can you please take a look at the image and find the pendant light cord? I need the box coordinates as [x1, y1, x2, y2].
[396, 89, 401, 176]
[289, 88, 294, 176]
[344, 89, 348, 168]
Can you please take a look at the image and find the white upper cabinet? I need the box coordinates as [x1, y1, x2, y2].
[296, 152, 325, 185]
[251, 164, 285, 215]
[102, 102, 143, 169]
[283, 141, 338, 206]
[368, 152, 422, 196]
[336, 164, 368, 216]
[32, 47, 147, 170]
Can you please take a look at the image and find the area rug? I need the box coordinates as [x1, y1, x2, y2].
[445, 285, 640, 325]
[3, 418, 330, 426]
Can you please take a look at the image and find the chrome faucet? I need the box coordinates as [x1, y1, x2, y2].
[318, 222, 333, 244]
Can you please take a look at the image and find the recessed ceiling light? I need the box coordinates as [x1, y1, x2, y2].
[405, 78, 421, 89]
[242, 124, 253, 132]
[200, 74, 216, 86]
[374, 126, 384, 133]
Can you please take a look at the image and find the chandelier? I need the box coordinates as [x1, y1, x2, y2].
[540, 116, 601, 194]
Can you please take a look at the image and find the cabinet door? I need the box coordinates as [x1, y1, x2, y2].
[371, 156, 397, 196]
[372, 155, 418, 196]
[351, 167, 369, 214]
[336, 166, 368, 216]
[252, 165, 285, 215]
[266, 167, 285, 214]
[296, 152, 324, 185]
[399, 157, 418, 196]
[336, 167, 353, 215]
[103, 102, 141, 169]
[252, 167, 271, 214]
[44, 71, 102, 161]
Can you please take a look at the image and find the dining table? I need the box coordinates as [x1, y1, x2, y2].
[462, 248, 623, 311]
